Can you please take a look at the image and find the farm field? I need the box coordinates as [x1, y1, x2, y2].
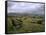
[7, 15, 45, 34]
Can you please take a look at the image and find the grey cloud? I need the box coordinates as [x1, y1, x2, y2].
[7, 2, 45, 15]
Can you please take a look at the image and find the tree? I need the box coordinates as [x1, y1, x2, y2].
[12, 18, 23, 29]
[37, 20, 42, 24]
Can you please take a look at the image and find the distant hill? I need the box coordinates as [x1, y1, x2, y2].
[7, 13, 44, 16]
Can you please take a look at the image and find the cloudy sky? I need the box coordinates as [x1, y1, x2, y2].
[7, 1, 45, 14]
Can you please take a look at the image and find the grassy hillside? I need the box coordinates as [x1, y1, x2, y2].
[7, 15, 45, 34]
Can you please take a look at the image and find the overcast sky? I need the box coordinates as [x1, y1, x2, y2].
[7, 1, 45, 14]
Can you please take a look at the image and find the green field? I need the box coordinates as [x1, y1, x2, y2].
[7, 15, 45, 33]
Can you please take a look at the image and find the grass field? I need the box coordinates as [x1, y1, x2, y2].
[7, 15, 45, 34]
